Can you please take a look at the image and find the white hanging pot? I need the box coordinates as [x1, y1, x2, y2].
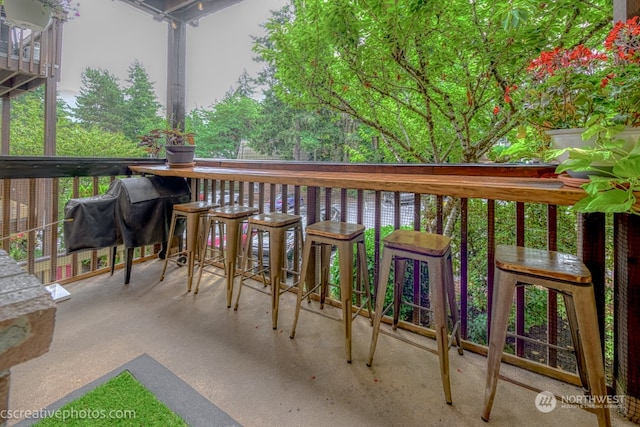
[3, 0, 52, 32]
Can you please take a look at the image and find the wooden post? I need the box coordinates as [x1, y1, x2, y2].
[166, 20, 187, 130]
[613, 0, 640, 22]
[1, 100, 9, 156]
[614, 214, 640, 422]
[577, 213, 606, 352]
[609, 3, 640, 422]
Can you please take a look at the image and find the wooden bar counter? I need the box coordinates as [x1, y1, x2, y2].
[129, 164, 585, 206]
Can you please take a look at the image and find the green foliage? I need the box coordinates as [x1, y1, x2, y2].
[9, 232, 28, 261]
[524, 17, 640, 130]
[189, 87, 259, 159]
[250, 19, 365, 163]
[122, 59, 163, 140]
[6, 88, 145, 157]
[258, 0, 611, 164]
[489, 126, 550, 163]
[73, 67, 126, 133]
[552, 127, 640, 215]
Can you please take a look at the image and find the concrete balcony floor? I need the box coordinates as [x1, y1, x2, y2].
[8, 259, 636, 427]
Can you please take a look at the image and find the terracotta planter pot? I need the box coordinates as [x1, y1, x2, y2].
[3, 0, 52, 31]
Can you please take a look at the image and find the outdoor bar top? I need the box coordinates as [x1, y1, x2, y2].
[128, 164, 586, 206]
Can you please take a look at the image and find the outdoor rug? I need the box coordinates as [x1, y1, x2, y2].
[16, 353, 241, 427]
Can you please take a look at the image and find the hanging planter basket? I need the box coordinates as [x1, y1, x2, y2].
[3, 0, 52, 31]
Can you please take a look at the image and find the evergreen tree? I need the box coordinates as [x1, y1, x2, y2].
[73, 67, 126, 134]
[250, 10, 361, 162]
[123, 59, 163, 140]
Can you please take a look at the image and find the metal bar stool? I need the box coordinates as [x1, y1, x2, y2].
[482, 245, 610, 427]
[160, 201, 218, 292]
[367, 230, 462, 404]
[194, 205, 258, 305]
[234, 212, 304, 329]
[290, 221, 372, 363]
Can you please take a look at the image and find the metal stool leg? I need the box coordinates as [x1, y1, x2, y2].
[482, 268, 518, 422]
[290, 235, 314, 339]
[367, 248, 393, 367]
[572, 287, 611, 427]
[356, 238, 373, 322]
[160, 210, 178, 281]
[429, 255, 452, 404]
[269, 226, 286, 329]
[392, 257, 406, 330]
[445, 251, 463, 354]
[222, 218, 242, 307]
[233, 222, 254, 311]
[336, 239, 354, 363]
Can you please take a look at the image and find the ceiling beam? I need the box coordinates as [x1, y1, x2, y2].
[119, 0, 245, 26]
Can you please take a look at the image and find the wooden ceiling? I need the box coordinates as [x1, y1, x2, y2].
[119, 0, 246, 26]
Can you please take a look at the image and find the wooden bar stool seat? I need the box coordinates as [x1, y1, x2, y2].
[234, 212, 304, 329]
[160, 201, 218, 292]
[194, 205, 258, 305]
[290, 221, 372, 363]
[367, 229, 462, 404]
[482, 245, 610, 427]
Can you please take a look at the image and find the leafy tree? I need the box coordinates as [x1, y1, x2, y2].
[7, 88, 145, 157]
[257, 0, 611, 164]
[189, 83, 260, 159]
[251, 15, 364, 162]
[73, 67, 126, 134]
[122, 59, 163, 140]
[252, 83, 363, 161]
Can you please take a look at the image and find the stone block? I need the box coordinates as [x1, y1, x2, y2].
[0, 251, 56, 372]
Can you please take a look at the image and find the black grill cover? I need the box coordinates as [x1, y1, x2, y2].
[64, 175, 191, 253]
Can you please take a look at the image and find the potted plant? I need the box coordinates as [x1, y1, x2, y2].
[137, 127, 197, 167]
[550, 127, 640, 214]
[523, 17, 640, 163]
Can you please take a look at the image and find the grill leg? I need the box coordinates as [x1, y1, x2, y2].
[124, 247, 134, 285]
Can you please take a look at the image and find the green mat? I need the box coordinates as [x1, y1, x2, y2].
[16, 354, 241, 427]
[33, 370, 186, 426]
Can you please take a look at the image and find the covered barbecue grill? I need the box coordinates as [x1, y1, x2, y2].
[64, 176, 191, 284]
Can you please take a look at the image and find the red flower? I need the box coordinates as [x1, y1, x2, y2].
[493, 106, 500, 115]
[605, 16, 640, 63]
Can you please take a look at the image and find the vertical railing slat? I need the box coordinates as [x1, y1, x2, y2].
[547, 204, 559, 367]
[460, 197, 469, 340]
[487, 199, 496, 341]
[515, 202, 525, 357]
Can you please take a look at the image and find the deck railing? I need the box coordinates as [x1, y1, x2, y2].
[0, 156, 614, 390]
[0, 16, 63, 96]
